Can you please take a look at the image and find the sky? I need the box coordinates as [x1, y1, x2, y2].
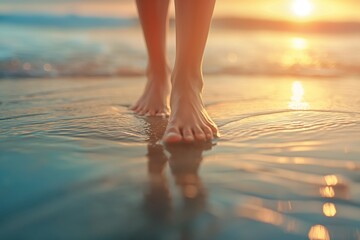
[0, 0, 359, 22]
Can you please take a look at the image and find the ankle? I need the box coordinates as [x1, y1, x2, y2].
[146, 61, 171, 78]
[171, 70, 204, 92]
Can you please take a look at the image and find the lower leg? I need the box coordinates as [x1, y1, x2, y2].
[131, 0, 171, 116]
[163, 0, 218, 143]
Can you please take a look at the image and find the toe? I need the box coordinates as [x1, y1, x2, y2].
[130, 105, 138, 112]
[138, 108, 148, 116]
[163, 127, 182, 143]
[155, 112, 166, 117]
[130, 103, 138, 110]
[206, 121, 219, 137]
[164, 110, 170, 117]
[194, 126, 206, 141]
[212, 127, 220, 137]
[134, 106, 143, 113]
[202, 126, 213, 140]
[182, 127, 195, 142]
[155, 109, 169, 117]
[147, 110, 156, 116]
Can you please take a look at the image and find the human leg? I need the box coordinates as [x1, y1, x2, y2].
[131, 0, 171, 116]
[163, 0, 219, 143]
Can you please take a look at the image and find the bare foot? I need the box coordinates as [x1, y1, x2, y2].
[130, 67, 171, 117]
[163, 77, 219, 143]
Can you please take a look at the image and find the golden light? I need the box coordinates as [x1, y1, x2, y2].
[291, 37, 308, 50]
[308, 225, 330, 240]
[282, 37, 312, 69]
[324, 175, 338, 186]
[292, 81, 304, 101]
[320, 186, 335, 198]
[292, 0, 314, 17]
[323, 203, 337, 217]
[288, 81, 309, 110]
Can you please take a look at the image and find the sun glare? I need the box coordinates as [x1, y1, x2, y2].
[291, 37, 308, 50]
[292, 0, 313, 17]
[288, 81, 309, 110]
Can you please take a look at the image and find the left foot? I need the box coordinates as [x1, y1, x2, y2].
[130, 67, 171, 117]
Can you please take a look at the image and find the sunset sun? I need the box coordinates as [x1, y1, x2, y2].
[292, 0, 314, 17]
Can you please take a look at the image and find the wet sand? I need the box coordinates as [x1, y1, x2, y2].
[0, 76, 360, 239]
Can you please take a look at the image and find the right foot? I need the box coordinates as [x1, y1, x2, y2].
[130, 67, 171, 117]
[162, 76, 219, 143]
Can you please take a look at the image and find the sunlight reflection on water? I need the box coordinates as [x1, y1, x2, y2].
[288, 80, 310, 110]
[322, 202, 336, 217]
[308, 225, 330, 240]
[292, 37, 309, 50]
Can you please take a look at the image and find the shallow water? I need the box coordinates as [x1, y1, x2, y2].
[0, 76, 359, 239]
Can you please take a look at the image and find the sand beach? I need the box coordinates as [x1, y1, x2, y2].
[1, 76, 360, 239]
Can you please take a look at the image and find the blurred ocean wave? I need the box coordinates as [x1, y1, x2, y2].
[2, 12, 360, 32]
[0, 13, 135, 28]
[1, 12, 360, 79]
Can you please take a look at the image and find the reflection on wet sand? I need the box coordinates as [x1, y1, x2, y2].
[143, 117, 170, 222]
[140, 117, 347, 240]
[320, 174, 349, 199]
[322, 202, 336, 217]
[308, 225, 330, 240]
[320, 186, 335, 198]
[142, 117, 215, 238]
[138, 110, 356, 239]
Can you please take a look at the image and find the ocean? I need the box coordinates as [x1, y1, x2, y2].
[1, 7, 360, 79]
